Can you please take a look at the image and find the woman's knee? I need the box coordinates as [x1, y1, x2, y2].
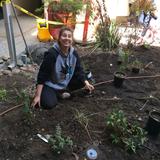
[40, 85, 58, 109]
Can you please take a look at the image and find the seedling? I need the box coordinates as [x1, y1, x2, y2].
[131, 60, 143, 69]
[0, 88, 7, 101]
[143, 42, 151, 49]
[48, 124, 73, 154]
[20, 89, 33, 124]
[131, 59, 143, 73]
[106, 110, 147, 153]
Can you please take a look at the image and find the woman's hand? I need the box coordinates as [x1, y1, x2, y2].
[31, 84, 43, 108]
[31, 95, 41, 108]
[84, 80, 94, 93]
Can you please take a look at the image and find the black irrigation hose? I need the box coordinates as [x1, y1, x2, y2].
[141, 144, 160, 155]
[71, 74, 160, 94]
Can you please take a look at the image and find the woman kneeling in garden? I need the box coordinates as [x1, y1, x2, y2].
[32, 27, 94, 109]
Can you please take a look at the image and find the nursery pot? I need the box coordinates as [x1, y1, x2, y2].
[145, 110, 160, 137]
[113, 71, 126, 88]
[132, 67, 140, 74]
[117, 60, 122, 65]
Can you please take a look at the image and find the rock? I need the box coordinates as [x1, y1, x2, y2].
[1, 69, 12, 76]
[1, 56, 9, 61]
[0, 59, 4, 64]
[17, 59, 24, 67]
[12, 68, 21, 74]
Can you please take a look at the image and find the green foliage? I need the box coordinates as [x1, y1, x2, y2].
[48, 124, 73, 154]
[35, 5, 44, 16]
[0, 88, 7, 101]
[96, 21, 121, 51]
[106, 110, 147, 153]
[143, 42, 151, 49]
[20, 90, 33, 124]
[94, 0, 121, 51]
[47, 0, 83, 15]
[118, 48, 130, 67]
[131, 59, 143, 68]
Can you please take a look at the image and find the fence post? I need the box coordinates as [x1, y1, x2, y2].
[2, 1, 17, 69]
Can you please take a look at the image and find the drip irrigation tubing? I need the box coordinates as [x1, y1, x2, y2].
[71, 74, 160, 94]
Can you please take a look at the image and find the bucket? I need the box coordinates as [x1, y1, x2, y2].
[145, 110, 160, 137]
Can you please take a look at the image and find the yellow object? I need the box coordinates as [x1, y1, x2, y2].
[37, 19, 53, 42]
[0, 0, 11, 7]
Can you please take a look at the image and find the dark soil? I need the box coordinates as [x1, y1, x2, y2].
[0, 46, 160, 160]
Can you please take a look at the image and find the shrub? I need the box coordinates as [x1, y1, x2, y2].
[106, 110, 147, 153]
[94, 0, 121, 51]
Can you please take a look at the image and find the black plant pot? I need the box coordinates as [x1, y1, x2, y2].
[117, 60, 122, 65]
[113, 72, 126, 88]
[132, 67, 140, 74]
[145, 110, 160, 137]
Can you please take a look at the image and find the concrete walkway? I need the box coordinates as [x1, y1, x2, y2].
[0, 15, 39, 58]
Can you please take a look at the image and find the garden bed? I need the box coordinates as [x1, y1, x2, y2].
[0, 45, 160, 160]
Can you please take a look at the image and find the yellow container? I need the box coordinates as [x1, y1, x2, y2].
[37, 19, 53, 42]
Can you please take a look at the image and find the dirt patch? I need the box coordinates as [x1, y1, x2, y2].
[0, 46, 160, 160]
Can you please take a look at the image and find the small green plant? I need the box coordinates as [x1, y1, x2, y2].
[48, 124, 73, 154]
[143, 42, 151, 49]
[106, 110, 147, 153]
[20, 90, 33, 124]
[131, 59, 143, 69]
[118, 48, 129, 64]
[0, 88, 7, 101]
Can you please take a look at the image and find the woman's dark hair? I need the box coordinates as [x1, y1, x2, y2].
[58, 26, 73, 44]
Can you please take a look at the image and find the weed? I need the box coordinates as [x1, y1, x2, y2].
[48, 124, 73, 154]
[106, 110, 147, 153]
[0, 88, 7, 101]
[74, 109, 92, 141]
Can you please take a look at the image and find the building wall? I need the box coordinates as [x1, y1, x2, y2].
[106, 0, 129, 20]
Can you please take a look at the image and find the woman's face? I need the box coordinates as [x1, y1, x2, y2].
[59, 30, 73, 48]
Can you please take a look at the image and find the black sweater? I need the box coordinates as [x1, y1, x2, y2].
[37, 47, 86, 89]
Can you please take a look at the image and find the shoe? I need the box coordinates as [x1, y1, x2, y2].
[61, 92, 71, 99]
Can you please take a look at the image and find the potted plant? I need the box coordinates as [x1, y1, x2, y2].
[113, 71, 126, 88]
[145, 110, 160, 138]
[46, 0, 84, 39]
[131, 60, 142, 73]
